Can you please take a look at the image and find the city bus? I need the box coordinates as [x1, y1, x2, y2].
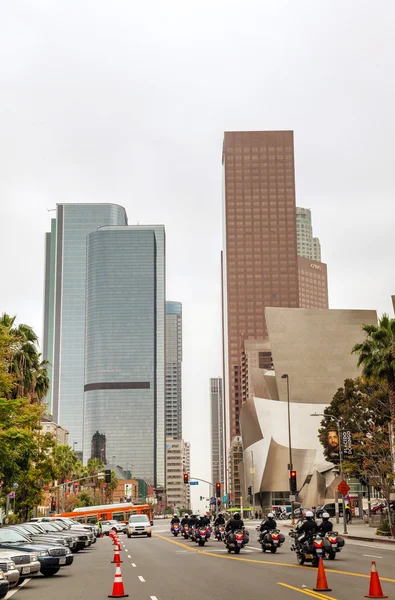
[58, 502, 152, 525]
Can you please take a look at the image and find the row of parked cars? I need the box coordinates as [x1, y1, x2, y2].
[0, 516, 99, 598]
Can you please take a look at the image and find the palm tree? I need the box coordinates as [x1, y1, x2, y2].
[352, 314, 395, 472]
[0, 313, 49, 403]
[352, 314, 395, 419]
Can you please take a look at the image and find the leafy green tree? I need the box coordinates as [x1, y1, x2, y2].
[0, 324, 15, 396]
[352, 314, 395, 422]
[104, 471, 118, 503]
[53, 445, 79, 483]
[86, 458, 104, 503]
[0, 313, 49, 403]
[318, 378, 390, 472]
[0, 398, 57, 521]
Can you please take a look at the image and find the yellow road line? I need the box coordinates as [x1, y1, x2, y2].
[278, 582, 337, 600]
[154, 534, 395, 583]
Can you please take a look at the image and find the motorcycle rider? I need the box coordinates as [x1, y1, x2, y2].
[171, 513, 180, 525]
[318, 512, 333, 534]
[297, 510, 317, 540]
[214, 513, 225, 526]
[260, 512, 277, 535]
[197, 513, 210, 527]
[180, 513, 189, 527]
[225, 512, 244, 533]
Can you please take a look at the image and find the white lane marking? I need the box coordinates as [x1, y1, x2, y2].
[5, 579, 31, 600]
[364, 554, 383, 559]
[150, 597, 158, 600]
[128, 555, 132, 559]
[348, 541, 395, 551]
[248, 546, 262, 551]
[138, 576, 145, 582]
[131, 563, 137, 567]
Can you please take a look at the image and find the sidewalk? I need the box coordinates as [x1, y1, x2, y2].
[279, 520, 395, 545]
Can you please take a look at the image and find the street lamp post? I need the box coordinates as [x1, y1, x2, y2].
[251, 450, 255, 517]
[281, 374, 294, 524]
[310, 413, 348, 535]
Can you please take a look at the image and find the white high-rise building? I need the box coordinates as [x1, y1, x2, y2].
[165, 302, 182, 439]
[296, 207, 321, 261]
[166, 439, 191, 510]
[210, 378, 225, 486]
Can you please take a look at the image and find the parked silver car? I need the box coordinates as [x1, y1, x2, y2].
[0, 549, 40, 584]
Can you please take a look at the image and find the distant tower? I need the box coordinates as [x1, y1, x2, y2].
[166, 302, 182, 440]
[210, 377, 225, 486]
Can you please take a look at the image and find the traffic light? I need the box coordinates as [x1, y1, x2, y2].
[104, 469, 111, 484]
[247, 486, 252, 496]
[50, 496, 56, 512]
[183, 473, 189, 485]
[215, 482, 221, 498]
[290, 470, 297, 494]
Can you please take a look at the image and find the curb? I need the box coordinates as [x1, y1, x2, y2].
[343, 534, 395, 544]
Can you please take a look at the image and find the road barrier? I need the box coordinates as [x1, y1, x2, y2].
[108, 565, 129, 598]
[365, 561, 388, 598]
[111, 546, 122, 565]
[313, 557, 331, 593]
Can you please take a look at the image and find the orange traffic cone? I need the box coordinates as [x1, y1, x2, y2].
[108, 565, 129, 598]
[365, 561, 388, 598]
[313, 557, 332, 592]
[111, 547, 122, 565]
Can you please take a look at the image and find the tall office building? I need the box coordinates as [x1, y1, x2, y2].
[296, 207, 328, 309]
[83, 225, 166, 488]
[222, 131, 300, 439]
[298, 257, 329, 309]
[166, 302, 182, 440]
[296, 207, 321, 261]
[42, 204, 128, 454]
[166, 439, 191, 510]
[210, 378, 225, 486]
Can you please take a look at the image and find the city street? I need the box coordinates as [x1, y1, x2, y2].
[8, 523, 395, 600]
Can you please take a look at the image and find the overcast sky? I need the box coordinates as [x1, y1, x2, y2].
[1, 1, 394, 509]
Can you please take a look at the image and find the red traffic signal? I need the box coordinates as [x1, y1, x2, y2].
[215, 482, 221, 498]
[290, 470, 297, 494]
[183, 473, 189, 484]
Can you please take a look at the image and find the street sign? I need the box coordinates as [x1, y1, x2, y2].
[189, 481, 199, 486]
[289, 494, 296, 502]
[338, 480, 350, 496]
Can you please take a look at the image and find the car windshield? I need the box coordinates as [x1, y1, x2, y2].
[129, 516, 149, 523]
[0, 530, 30, 543]
[44, 523, 62, 532]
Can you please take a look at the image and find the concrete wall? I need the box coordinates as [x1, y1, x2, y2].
[265, 308, 377, 404]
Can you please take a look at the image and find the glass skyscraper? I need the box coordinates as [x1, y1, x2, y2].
[165, 301, 182, 440]
[83, 225, 166, 488]
[43, 204, 128, 454]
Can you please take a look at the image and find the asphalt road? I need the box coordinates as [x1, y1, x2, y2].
[7, 523, 395, 600]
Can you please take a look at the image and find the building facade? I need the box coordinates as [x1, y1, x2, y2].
[42, 203, 128, 454]
[296, 207, 321, 261]
[166, 302, 182, 440]
[83, 225, 166, 488]
[166, 439, 191, 510]
[222, 131, 300, 441]
[298, 257, 329, 309]
[210, 377, 225, 486]
[41, 418, 69, 446]
[228, 436, 243, 508]
[240, 307, 378, 507]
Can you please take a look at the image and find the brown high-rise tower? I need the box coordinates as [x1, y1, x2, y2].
[222, 131, 300, 440]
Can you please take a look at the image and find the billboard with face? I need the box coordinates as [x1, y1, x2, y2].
[327, 430, 340, 459]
